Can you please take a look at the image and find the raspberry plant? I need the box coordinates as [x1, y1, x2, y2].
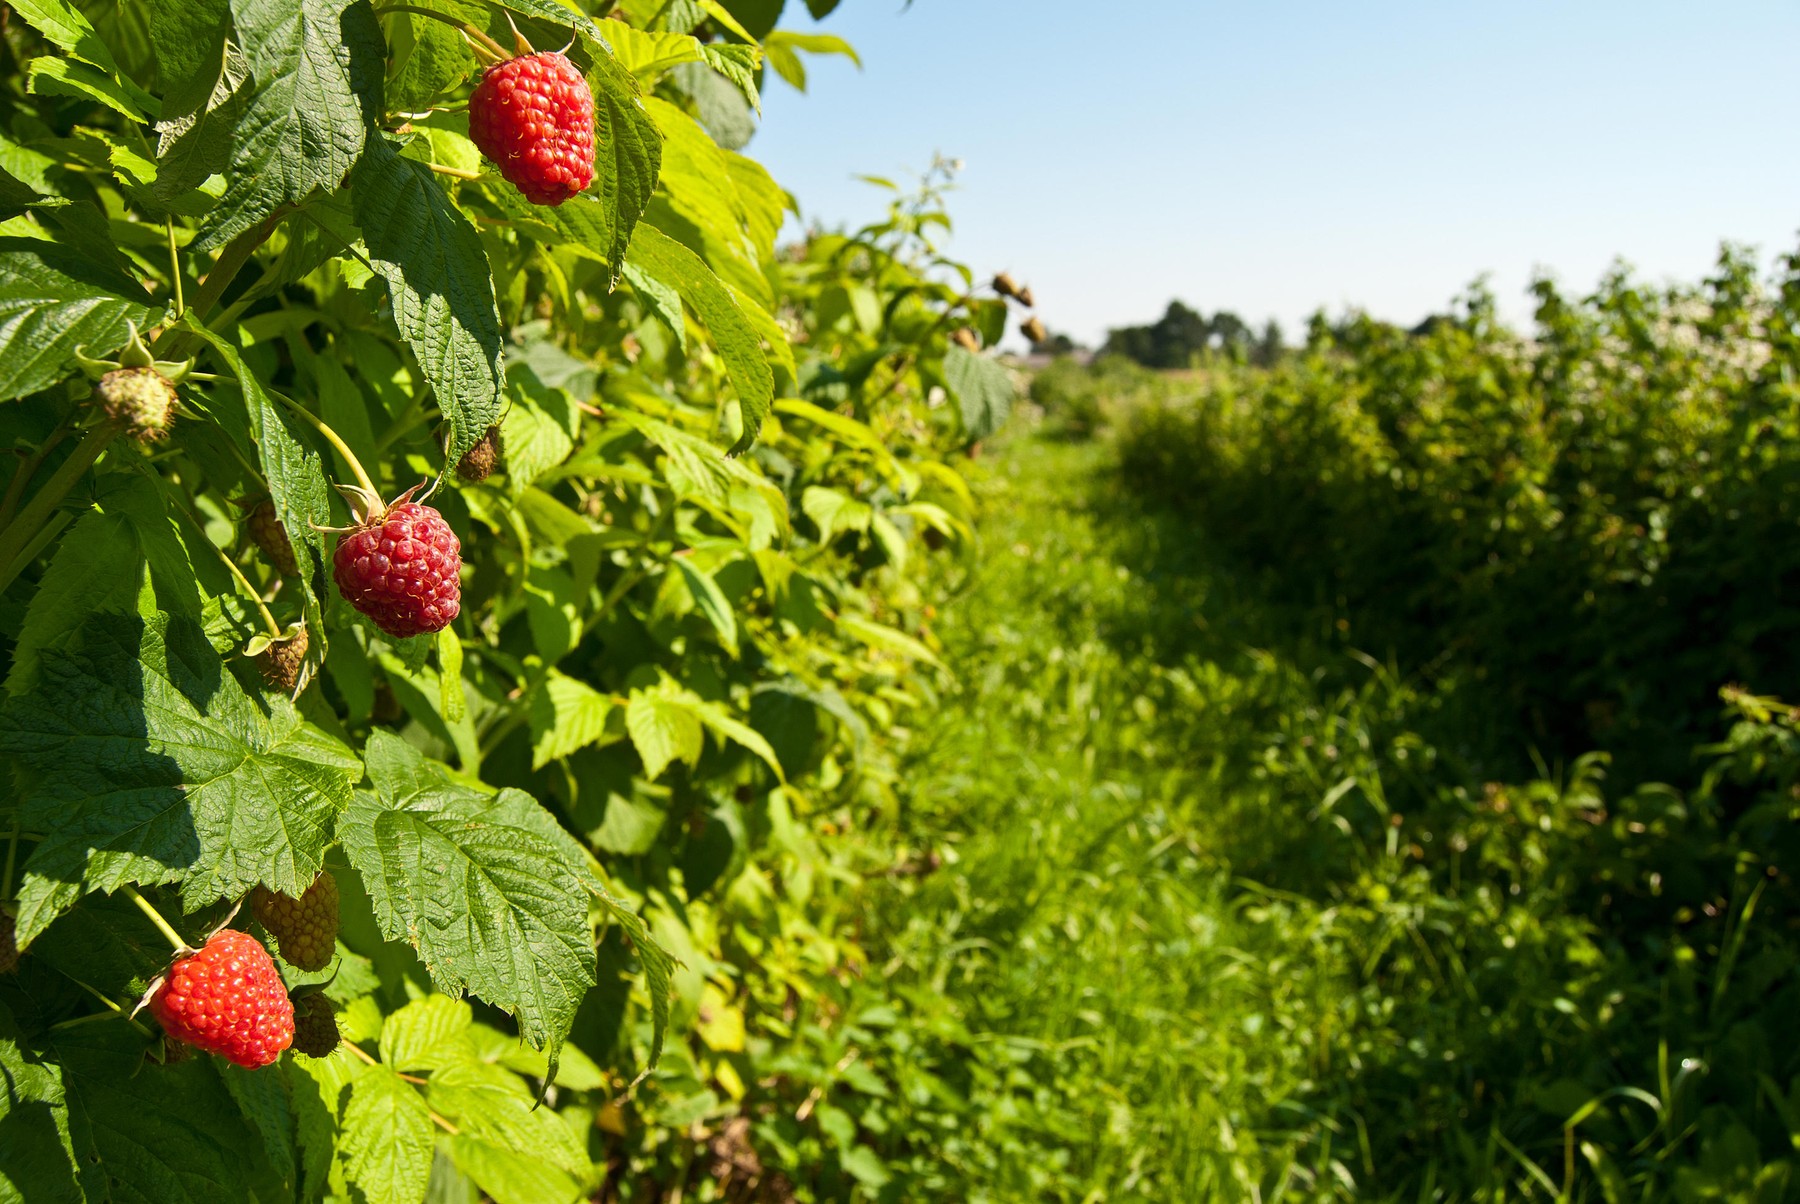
[0, 1, 1010, 1199]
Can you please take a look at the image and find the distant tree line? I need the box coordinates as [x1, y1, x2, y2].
[1099, 301, 1285, 368]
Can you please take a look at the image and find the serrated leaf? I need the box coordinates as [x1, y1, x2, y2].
[838, 612, 946, 670]
[352, 143, 504, 465]
[26, 58, 153, 122]
[342, 1065, 435, 1204]
[381, 995, 476, 1073]
[10, 0, 124, 71]
[186, 322, 333, 643]
[943, 344, 1015, 441]
[0, 611, 361, 944]
[625, 686, 703, 780]
[0, 238, 158, 402]
[438, 627, 467, 722]
[154, 31, 249, 202]
[625, 222, 775, 454]
[341, 731, 597, 1053]
[198, 0, 383, 250]
[620, 260, 687, 349]
[587, 46, 664, 285]
[219, 1062, 298, 1192]
[428, 1061, 587, 1174]
[5, 476, 197, 697]
[607, 409, 787, 531]
[802, 486, 873, 544]
[446, 1136, 584, 1204]
[530, 671, 615, 770]
[49, 1023, 277, 1204]
[0, 999, 78, 1202]
[673, 558, 738, 653]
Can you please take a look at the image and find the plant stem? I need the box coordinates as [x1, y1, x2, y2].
[166, 218, 186, 320]
[2, 820, 18, 900]
[0, 424, 118, 597]
[427, 162, 483, 181]
[269, 389, 381, 498]
[123, 886, 192, 955]
[373, 4, 508, 60]
[169, 498, 282, 636]
[153, 213, 285, 360]
[0, 419, 70, 529]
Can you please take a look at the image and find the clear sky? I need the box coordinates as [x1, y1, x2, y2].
[747, 1, 1800, 349]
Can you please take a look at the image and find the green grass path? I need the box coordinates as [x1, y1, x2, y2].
[864, 430, 1360, 1201]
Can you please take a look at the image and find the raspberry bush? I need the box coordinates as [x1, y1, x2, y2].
[0, 2, 1010, 1199]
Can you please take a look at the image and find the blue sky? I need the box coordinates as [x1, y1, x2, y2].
[748, 1, 1800, 349]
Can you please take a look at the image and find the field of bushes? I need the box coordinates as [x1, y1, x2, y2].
[1, 0, 1797, 1199]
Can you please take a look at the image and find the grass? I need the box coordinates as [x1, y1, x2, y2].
[861, 428, 1379, 1200]
[838, 409, 1800, 1204]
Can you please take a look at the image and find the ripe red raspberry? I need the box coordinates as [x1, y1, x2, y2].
[290, 993, 341, 1058]
[251, 873, 338, 971]
[332, 495, 462, 639]
[468, 51, 596, 206]
[148, 930, 294, 1069]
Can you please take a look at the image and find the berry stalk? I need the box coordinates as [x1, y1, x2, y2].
[373, 4, 509, 61]
[269, 389, 381, 499]
[123, 885, 194, 956]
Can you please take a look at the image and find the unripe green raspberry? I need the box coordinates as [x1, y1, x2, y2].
[290, 993, 340, 1058]
[248, 499, 299, 576]
[95, 367, 178, 442]
[258, 627, 309, 693]
[251, 873, 338, 971]
[456, 425, 502, 482]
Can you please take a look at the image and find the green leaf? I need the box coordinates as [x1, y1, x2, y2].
[838, 611, 946, 670]
[626, 677, 782, 781]
[586, 52, 663, 287]
[438, 628, 467, 723]
[218, 1062, 298, 1192]
[153, 31, 249, 203]
[530, 670, 615, 770]
[198, 0, 384, 250]
[381, 995, 477, 1073]
[340, 731, 598, 1053]
[5, 474, 201, 697]
[802, 486, 873, 544]
[145, 0, 232, 93]
[0, 611, 361, 944]
[625, 685, 704, 780]
[763, 30, 860, 93]
[428, 1061, 588, 1174]
[943, 343, 1016, 441]
[621, 260, 687, 349]
[26, 58, 154, 122]
[446, 1135, 585, 1204]
[9, 0, 125, 71]
[352, 143, 504, 466]
[341, 1065, 436, 1204]
[625, 222, 774, 454]
[186, 323, 334, 641]
[49, 1023, 279, 1203]
[0, 238, 158, 402]
[0, 999, 78, 1202]
[673, 557, 738, 653]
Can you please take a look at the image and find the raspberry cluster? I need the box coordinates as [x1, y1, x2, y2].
[468, 51, 596, 206]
